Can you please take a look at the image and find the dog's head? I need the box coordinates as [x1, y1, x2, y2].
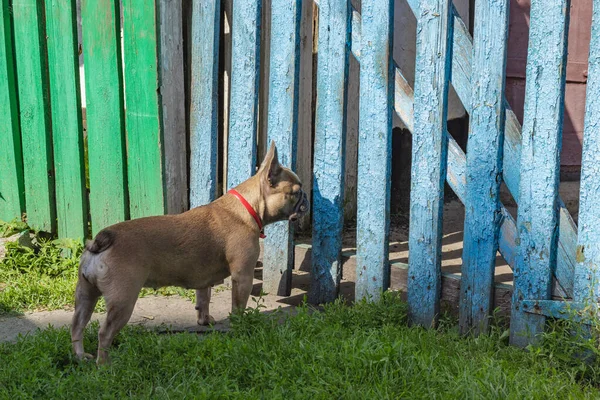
[258, 141, 309, 224]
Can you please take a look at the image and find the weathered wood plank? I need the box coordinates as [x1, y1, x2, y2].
[189, 0, 220, 207]
[297, 0, 315, 232]
[159, 0, 188, 214]
[355, 0, 394, 302]
[459, 0, 510, 335]
[509, 0, 570, 348]
[226, 0, 261, 190]
[12, 0, 55, 232]
[308, 0, 350, 304]
[262, 0, 302, 296]
[399, 1, 577, 299]
[81, 0, 128, 235]
[0, 0, 24, 222]
[574, 0, 600, 305]
[122, 0, 165, 218]
[45, 0, 88, 239]
[407, 0, 453, 327]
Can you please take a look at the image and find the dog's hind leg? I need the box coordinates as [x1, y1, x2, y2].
[71, 275, 101, 360]
[96, 291, 139, 365]
[196, 287, 215, 325]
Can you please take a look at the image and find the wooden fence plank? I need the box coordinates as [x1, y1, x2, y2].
[308, 0, 350, 304]
[407, 0, 453, 326]
[0, 0, 24, 222]
[12, 0, 55, 232]
[226, 0, 261, 190]
[45, 0, 88, 239]
[509, 0, 570, 348]
[355, 0, 394, 302]
[262, 0, 302, 296]
[400, 1, 576, 298]
[189, 0, 220, 207]
[459, 0, 510, 335]
[574, 0, 600, 305]
[81, 0, 127, 235]
[122, 0, 165, 218]
[159, 0, 188, 214]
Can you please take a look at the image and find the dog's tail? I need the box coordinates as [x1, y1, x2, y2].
[85, 230, 114, 254]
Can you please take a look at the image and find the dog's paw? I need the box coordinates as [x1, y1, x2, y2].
[75, 353, 95, 363]
[197, 315, 215, 326]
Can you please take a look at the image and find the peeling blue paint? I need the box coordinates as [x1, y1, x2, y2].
[262, 0, 301, 296]
[510, 0, 570, 348]
[227, 0, 261, 190]
[355, 0, 394, 302]
[459, 0, 510, 336]
[309, 0, 350, 304]
[407, 0, 453, 327]
[189, 0, 219, 207]
[574, 0, 600, 305]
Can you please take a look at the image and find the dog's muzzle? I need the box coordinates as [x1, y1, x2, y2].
[289, 190, 310, 222]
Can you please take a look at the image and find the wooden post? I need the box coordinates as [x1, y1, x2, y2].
[510, 0, 570, 348]
[189, 0, 220, 208]
[45, 0, 88, 239]
[262, 0, 302, 296]
[227, 0, 262, 189]
[81, 0, 128, 235]
[308, 0, 350, 304]
[407, 0, 453, 326]
[159, 0, 188, 214]
[459, 0, 510, 336]
[574, 0, 600, 305]
[355, 0, 394, 302]
[0, 0, 25, 222]
[12, 0, 55, 233]
[122, 0, 165, 218]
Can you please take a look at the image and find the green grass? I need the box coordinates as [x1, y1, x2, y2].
[0, 294, 598, 399]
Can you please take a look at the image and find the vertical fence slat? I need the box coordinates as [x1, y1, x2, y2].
[45, 0, 88, 239]
[407, 0, 453, 326]
[459, 0, 510, 335]
[355, 0, 394, 302]
[12, 0, 55, 232]
[0, 0, 24, 222]
[509, 0, 570, 347]
[574, 0, 600, 305]
[189, 0, 220, 207]
[226, 0, 261, 190]
[262, 0, 302, 296]
[122, 0, 165, 218]
[81, 0, 127, 235]
[159, 0, 188, 214]
[308, 0, 350, 304]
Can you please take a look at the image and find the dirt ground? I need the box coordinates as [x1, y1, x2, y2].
[0, 181, 580, 343]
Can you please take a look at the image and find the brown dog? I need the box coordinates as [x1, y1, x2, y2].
[71, 142, 309, 364]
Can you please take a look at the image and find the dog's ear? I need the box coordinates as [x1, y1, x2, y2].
[260, 140, 282, 187]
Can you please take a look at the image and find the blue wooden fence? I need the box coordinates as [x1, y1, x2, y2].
[2, 0, 599, 348]
[184, 0, 599, 347]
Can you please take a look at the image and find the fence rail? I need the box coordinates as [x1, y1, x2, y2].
[1, 0, 599, 347]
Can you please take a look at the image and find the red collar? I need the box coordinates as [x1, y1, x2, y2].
[228, 189, 266, 239]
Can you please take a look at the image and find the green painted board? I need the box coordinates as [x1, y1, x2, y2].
[45, 0, 88, 239]
[0, 0, 25, 222]
[122, 0, 165, 218]
[12, 0, 55, 232]
[81, 0, 127, 235]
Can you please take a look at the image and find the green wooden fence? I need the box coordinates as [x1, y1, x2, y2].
[0, 0, 186, 239]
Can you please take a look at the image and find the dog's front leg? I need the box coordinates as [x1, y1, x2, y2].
[231, 273, 254, 313]
[196, 287, 215, 325]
